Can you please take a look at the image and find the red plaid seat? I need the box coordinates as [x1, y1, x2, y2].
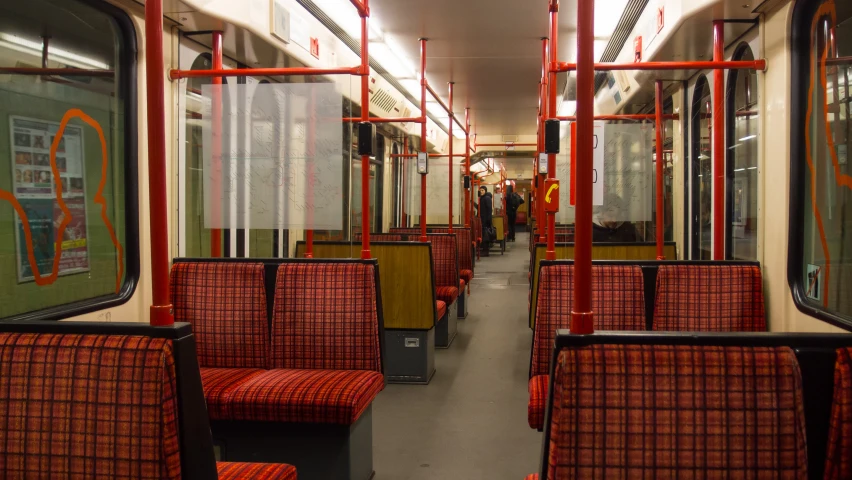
[437, 300, 447, 319]
[460, 269, 473, 285]
[431, 228, 475, 288]
[0, 332, 297, 479]
[653, 265, 766, 331]
[271, 263, 382, 372]
[545, 345, 807, 479]
[524, 475, 538, 480]
[225, 369, 384, 424]
[201, 367, 265, 419]
[529, 264, 645, 429]
[527, 375, 548, 430]
[825, 347, 852, 480]
[171, 262, 270, 368]
[436, 286, 460, 305]
[217, 462, 297, 479]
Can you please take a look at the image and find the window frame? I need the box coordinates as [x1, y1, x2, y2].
[2, 0, 139, 322]
[690, 75, 711, 260]
[787, 0, 852, 330]
[725, 41, 759, 261]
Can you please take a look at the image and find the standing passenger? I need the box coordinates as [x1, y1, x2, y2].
[478, 186, 493, 256]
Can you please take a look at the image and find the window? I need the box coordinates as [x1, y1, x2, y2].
[791, 0, 852, 326]
[0, 0, 136, 320]
[691, 76, 713, 260]
[727, 43, 759, 260]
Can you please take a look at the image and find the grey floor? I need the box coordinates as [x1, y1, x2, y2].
[373, 232, 541, 480]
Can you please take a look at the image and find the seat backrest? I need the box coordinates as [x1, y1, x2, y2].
[531, 264, 645, 377]
[271, 261, 382, 372]
[0, 333, 183, 479]
[430, 228, 473, 272]
[170, 261, 270, 368]
[825, 347, 852, 480]
[544, 344, 808, 479]
[653, 264, 766, 331]
[425, 234, 459, 288]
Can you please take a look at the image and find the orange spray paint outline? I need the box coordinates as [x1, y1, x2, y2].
[0, 109, 124, 292]
[803, 0, 847, 307]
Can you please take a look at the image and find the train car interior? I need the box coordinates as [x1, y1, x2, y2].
[0, 0, 851, 478]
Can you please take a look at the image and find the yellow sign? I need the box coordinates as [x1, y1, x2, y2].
[546, 183, 559, 203]
[62, 239, 87, 250]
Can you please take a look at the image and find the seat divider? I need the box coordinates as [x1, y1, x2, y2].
[641, 266, 658, 331]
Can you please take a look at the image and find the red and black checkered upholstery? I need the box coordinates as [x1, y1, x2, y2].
[431, 228, 474, 285]
[217, 462, 298, 479]
[523, 475, 538, 480]
[224, 369, 384, 424]
[825, 347, 852, 480]
[271, 262, 382, 372]
[653, 264, 766, 332]
[426, 235, 460, 305]
[200, 367, 265, 420]
[527, 375, 549, 430]
[531, 264, 645, 377]
[437, 301, 447, 319]
[355, 233, 404, 242]
[171, 262, 270, 368]
[528, 265, 645, 430]
[545, 344, 807, 479]
[0, 333, 183, 479]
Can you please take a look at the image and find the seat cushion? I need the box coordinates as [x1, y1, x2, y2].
[437, 301, 447, 320]
[217, 462, 297, 480]
[227, 369, 384, 425]
[436, 285, 459, 304]
[528, 374, 548, 430]
[460, 269, 473, 285]
[825, 347, 852, 480]
[201, 367, 266, 420]
[460, 279, 466, 292]
[524, 475, 538, 480]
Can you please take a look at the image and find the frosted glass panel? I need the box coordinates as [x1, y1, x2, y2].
[406, 157, 463, 224]
[202, 83, 343, 230]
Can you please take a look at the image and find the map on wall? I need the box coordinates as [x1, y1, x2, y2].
[9, 115, 90, 283]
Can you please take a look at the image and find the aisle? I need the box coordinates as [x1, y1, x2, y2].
[372, 232, 540, 480]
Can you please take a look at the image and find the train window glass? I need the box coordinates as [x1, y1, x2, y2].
[184, 53, 228, 258]
[727, 44, 759, 261]
[791, 0, 852, 322]
[691, 76, 713, 260]
[0, 0, 136, 319]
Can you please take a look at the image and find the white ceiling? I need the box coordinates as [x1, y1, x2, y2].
[367, 0, 577, 138]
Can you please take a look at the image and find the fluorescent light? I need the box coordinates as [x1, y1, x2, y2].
[313, 0, 381, 41]
[0, 33, 109, 70]
[748, 166, 757, 170]
[399, 79, 421, 97]
[594, 40, 609, 61]
[451, 127, 466, 140]
[739, 134, 757, 142]
[426, 101, 447, 117]
[370, 41, 416, 78]
[595, 0, 630, 37]
[734, 168, 745, 172]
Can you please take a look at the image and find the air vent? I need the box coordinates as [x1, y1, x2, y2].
[370, 87, 398, 114]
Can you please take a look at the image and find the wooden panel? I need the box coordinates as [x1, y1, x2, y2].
[295, 242, 436, 330]
[528, 243, 677, 328]
[494, 217, 505, 241]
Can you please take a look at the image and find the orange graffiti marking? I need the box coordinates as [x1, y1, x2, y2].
[805, 0, 849, 307]
[0, 109, 123, 292]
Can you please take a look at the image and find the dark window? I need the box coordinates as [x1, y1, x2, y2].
[691, 76, 713, 260]
[0, 0, 137, 320]
[790, 0, 852, 327]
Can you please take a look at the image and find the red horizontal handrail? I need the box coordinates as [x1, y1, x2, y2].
[552, 59, 766, 72]
[169, 66, 361, 80]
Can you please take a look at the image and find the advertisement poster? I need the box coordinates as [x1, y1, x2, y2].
[10, 116, 89, 282]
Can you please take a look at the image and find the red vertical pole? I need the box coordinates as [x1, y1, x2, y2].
[448, 82, 454, 233]
[211, 31, 223, 258]
[145, 0, 173, 326]
[545, 5, 558, 261]
[465, 108, 471, 228]
[571, 0, 594, 334]
[419, 38, 428, 243]
[402, 136, 408, 227]
[712, 20, 724, 260]
[360, 7, 372, 259]
[655, 80, 665, 260]
[538, 38, 549, 245]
